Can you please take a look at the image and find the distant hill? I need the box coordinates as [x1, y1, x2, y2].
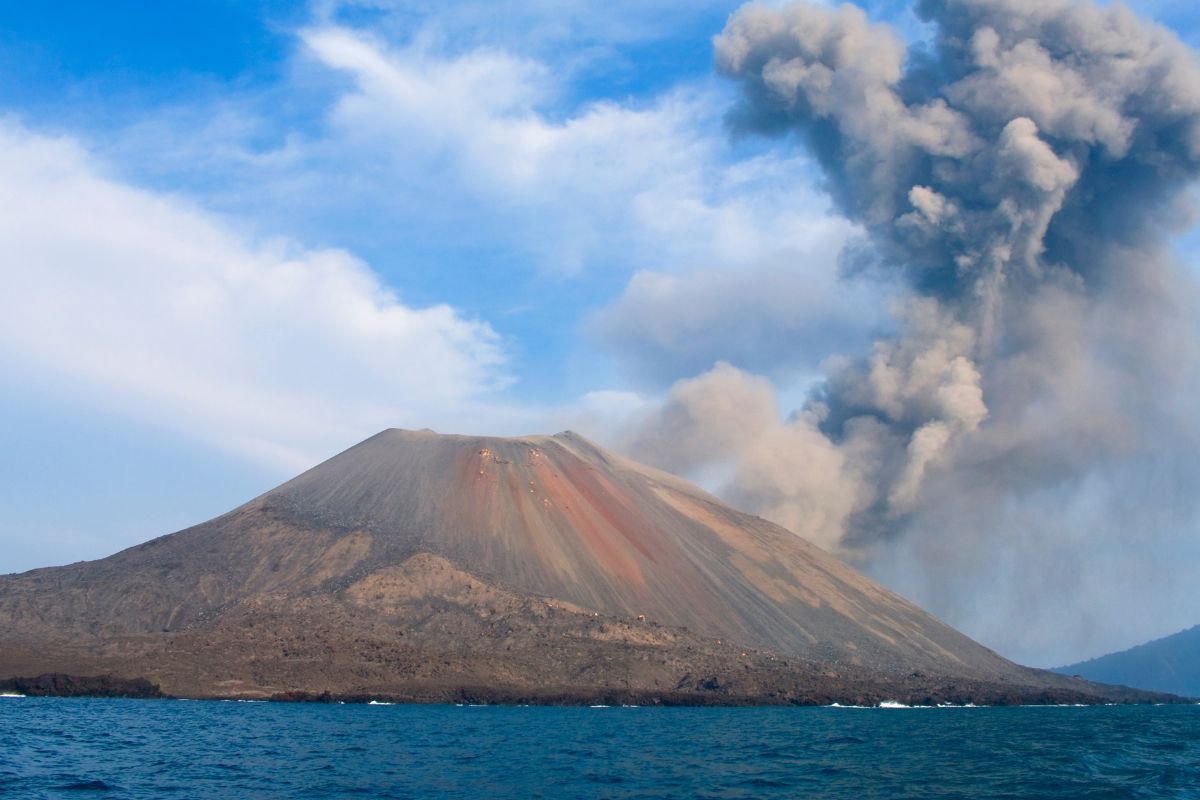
[1055, 625, 1200, 698]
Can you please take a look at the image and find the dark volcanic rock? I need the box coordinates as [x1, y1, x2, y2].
[0, 429, 1178, 705]
[0, 673, 162, 698]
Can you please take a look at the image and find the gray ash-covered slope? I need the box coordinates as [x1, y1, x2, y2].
[0, 429, 1154, 702]
[262, 429, 1013, 676]
[1055, 625, 1200, 698]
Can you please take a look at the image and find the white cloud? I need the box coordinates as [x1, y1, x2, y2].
[299, 24, 836, 275]
[0, 15, 864, 473]
[0, 120, 511, 470]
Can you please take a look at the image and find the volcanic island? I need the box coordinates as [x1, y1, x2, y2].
[0, 429, 1176, 705]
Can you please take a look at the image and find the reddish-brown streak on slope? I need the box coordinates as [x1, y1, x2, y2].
[555, 455, 658, 564]
[539, 459, 647, 590]
[454, 448, 501, 529]
[542, 452, 747, 636]
[449, 443, 647, 590]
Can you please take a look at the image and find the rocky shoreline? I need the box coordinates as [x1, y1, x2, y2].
[0, 673, 163, 699]
[1, 671, 1183, 707]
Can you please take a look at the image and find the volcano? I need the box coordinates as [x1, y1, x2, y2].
[0, 429, 1167, 704]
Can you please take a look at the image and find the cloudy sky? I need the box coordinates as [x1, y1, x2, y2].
[2, 0, 1198, 667]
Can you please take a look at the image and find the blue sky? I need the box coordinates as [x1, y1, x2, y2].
[0, 0, 864, 566]
[1, 0, 1198, 666]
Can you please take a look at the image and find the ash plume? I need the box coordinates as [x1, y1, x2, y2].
[626, 0, 1200, 663]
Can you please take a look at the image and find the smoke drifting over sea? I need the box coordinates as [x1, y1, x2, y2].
[626, 0, 1200, 663]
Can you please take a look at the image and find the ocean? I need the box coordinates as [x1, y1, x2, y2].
[1, 698, 1197, 799]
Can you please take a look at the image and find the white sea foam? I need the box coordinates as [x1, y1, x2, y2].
[832, 700, 979, 709]
[367, 700, 394, 706]
[0, 693, 25, 698]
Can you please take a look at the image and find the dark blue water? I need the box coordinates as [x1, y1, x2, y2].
[1, 698, 1197, 799]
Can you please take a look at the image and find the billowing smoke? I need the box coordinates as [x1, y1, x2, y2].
[623, 0, 1200, 664]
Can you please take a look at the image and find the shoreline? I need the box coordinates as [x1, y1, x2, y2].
[1, 672, 1190, 707]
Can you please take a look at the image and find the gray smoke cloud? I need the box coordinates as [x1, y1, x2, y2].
[622, 0, 1200, 664]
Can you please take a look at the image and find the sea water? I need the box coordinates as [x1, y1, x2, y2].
[1, 698, 1197, 798]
